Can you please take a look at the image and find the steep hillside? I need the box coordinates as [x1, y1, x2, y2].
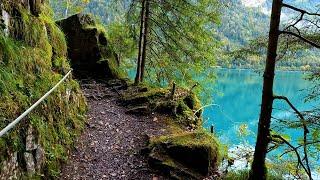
[217, 1, 270, 49]
[218, 0, 320, 70]
[0, 1, 87, 178]
[218, 0, 319, 48]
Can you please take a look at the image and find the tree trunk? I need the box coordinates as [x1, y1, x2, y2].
[140, 0, 150, 82]
[135, 0, 145, 84]
[135, 0, 149, 84]
[249, 0, 282, 179]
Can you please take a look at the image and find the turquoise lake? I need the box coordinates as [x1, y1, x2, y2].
[202, 68, 319, 147]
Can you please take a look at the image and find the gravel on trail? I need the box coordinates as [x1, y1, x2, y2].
[59, 80, 169, 180]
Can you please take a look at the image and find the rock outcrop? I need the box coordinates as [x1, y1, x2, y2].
[148, 131, 220, 179]
[57, 13, 120, 78]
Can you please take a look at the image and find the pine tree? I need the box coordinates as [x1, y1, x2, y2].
[127, 0, 221, 85]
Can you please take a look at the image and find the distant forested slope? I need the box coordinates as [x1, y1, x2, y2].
[217, 0, 320, 70]
[216, 1, 269, 49]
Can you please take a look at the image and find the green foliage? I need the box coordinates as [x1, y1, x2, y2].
[229, 34, 320, 70]
[84, 0, 127, 23]
[0, 2, 86, 177]
[306, 71, 320, 101]
[131, 0, 220, 87]
[216, 0, 320, 70]
[104, 21, 137, 70]
[223, 170, 283, 180]
[217, 1, 269, 49]
[302, 72, 320, 176]
[237, 124, 250, 137]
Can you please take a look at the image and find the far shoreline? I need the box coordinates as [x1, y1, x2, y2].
[213, 66, 314, 73]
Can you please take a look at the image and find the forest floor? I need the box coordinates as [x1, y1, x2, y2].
[59, 80, 169, 180]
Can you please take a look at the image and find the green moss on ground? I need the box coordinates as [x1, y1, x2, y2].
[0, 1, 87, 178]
[121, 85, 169, 105]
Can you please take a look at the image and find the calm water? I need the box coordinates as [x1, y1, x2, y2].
[202, 68, 319, 146]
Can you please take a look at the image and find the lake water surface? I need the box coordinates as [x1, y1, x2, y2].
[202, 68, 319, 147]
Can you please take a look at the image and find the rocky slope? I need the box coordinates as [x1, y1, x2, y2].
[0, 1, 86, 179]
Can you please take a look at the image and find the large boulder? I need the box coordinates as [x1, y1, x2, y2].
[57, 13, 120, 78]
[148, 131, 220, 179]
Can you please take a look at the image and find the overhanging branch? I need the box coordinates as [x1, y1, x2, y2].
[273, 96, 306, 123]
[280, 31, 320, 49]
[282, 3, 320, 17]
[271, 134, 311, 178]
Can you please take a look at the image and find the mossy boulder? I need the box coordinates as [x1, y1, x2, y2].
[119, 85, 202, 128]
[148, 131, 220, 179]
[120, 85, 169, 107]
[183, 93, 202, 118]
[57, 13, 121, 78]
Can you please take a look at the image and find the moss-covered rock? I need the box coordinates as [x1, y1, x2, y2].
[119, 84, 202, 128]
[57, 13, 122, 78]
[0, 1, 87, 179]
[148, 131, 220, 179]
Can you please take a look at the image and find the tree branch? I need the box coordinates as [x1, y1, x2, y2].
[271, 134, 311, 179]
[273, 96, 306, 124]
[273, 95, 312, 179]
[280, 30, 320, 48]
[282, 3, 320, 17]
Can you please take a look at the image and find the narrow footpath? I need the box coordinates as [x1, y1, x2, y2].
[59, 80, 169, 180]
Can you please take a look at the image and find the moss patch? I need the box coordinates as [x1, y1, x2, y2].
[119, 84, 202, 128]
[148, 130, 221, 179]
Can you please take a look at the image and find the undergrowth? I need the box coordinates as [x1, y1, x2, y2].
[223, 170, 283, 180]
[0, 2, 87, 178]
